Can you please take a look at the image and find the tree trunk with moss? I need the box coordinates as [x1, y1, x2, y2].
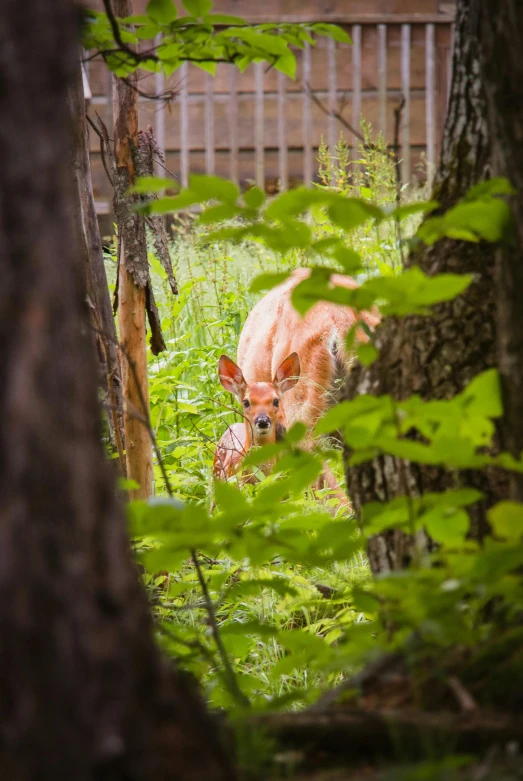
[0, 0, 233, 778]
[343, 0, 510, 574]
[479, 0, 523, 502]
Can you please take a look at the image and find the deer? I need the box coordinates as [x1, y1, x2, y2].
[213, 269, 379, 501]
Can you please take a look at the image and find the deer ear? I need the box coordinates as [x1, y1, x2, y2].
[218, 355, 247, 399]
[273, 352, 300, 394]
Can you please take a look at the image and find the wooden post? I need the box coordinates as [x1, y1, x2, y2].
[377, 24, 387, 139]
[112, 0, 153, 499]
[154, 35, 166, 177]
[327, 37, 337, 154]
[425, 23, 436, 179]
[205, 73, 215, 175]
[180, 62, 189, 187]
[255, 62, 264, 189]
[229, 67, 239, 185]
[352, 24, 362, 152]
[303, 41, 312, 185]
[277, 70, 288, 191]
[401, 23, 411, 186]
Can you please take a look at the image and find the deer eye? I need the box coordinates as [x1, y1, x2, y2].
[243, 399, 250, 408]
[273, 398, 279, 407]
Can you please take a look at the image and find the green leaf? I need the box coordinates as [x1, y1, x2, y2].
[189, 174, 239, 203]
[311, 23, 352, 44]
[249, 271, 291, 294]
[332, 246, 363, 274]
[182, 0, 213, 17]
[424, 507, 469, 545]
[243, 186, 265, 209]
[205, 14, 246, 24]
[193, 60, 217, 75]
[357, 343, 378, 367]
[387, 200, 438, 221]
[147, 0, 178, 24]
[488, 501, 523, 540]
[328, 198, 383, 232]
[198, 203, 240, 224]
[130, 176, 176, 194]
[459, 369, 502, 418]
[465, 177, 516, 201]
[274, 52, 296, 79]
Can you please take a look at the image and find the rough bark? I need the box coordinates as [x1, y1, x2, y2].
[112, 0, 154, 499]
[68, 56, 126, 472]
[479, 0, 523, 501]
[0, 1, 234, 778]
[136, 125, 178, 297]
[343, 0, 508, 574]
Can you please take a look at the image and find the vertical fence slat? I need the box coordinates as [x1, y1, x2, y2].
[277, 69, 288, 191]
[255, 61, 264, 189]
[229, 67, 239, 186]
[205, 73, 215, 175]
[352, 24, 362, 152]
[180, 62, 189, 187]
[401, 23, 411, 186]
[154, 38, 166, 178]
[377, 24, 387, 139]
[303, 41, 312, 185]
[447, 23, 455, 107]
[327, 37, 337, 153]
[425, 23, 436, 178]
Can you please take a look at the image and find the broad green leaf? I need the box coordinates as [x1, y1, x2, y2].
[198, 203, 240, 224]
[333, 246, 363, 274]
[424, 507, 469, 545]
[387, 200, 438, 221]
[311, 23, 352, 44]
[130, 176, 175, 194]
[459, 369, 502, 418]
[182, 0, 213, 17]
[243, 186, 266, 209]
[488, 501, 523, 540]
[147, 0, 178, 24]
[274, 52, 296, 79]
[465, 177, 516, 201]
[193, 60, 217, 75]
[328, 198, 383, 232]
[357, 343, 378, 367]
[205, 14, 246, 24]
[249, 271, 291, 294]
[144, 191, 201, 213]
[189, 174, 240, 203]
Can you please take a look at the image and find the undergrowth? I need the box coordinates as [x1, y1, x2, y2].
[106, 128, 430, 709]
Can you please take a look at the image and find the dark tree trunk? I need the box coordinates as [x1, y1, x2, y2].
[343, 0, 509, 574]
[479, 0, 523, 501]
[68, 57, 126, 473]
[0, 1, 233, 779]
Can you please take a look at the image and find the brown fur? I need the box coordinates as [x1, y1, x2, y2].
[214, 270, 380, 497]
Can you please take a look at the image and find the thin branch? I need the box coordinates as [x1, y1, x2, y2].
[304, 81, 370, 150]
[86, 113, 114, 187]
[101, 0, 158, 64]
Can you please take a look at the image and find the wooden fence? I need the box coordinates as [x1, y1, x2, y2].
[86, 1, 455, 222]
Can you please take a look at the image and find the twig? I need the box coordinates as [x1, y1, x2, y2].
[102, 0, 159, 65]
[86, 113, 114, 187]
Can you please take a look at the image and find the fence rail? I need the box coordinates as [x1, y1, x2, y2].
[85, 15, 454, 220]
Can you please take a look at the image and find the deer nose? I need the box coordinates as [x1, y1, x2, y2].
[254, 414, 271, 430]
